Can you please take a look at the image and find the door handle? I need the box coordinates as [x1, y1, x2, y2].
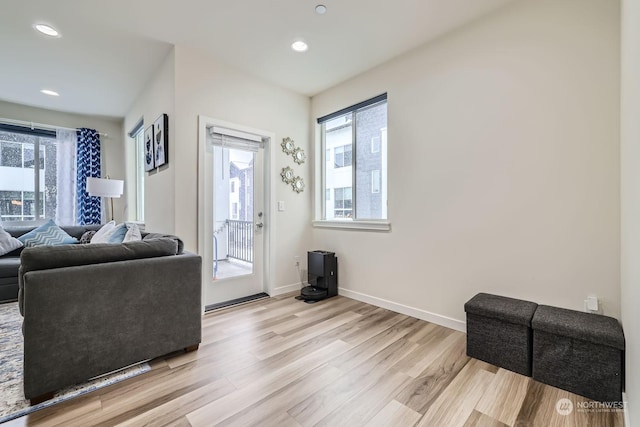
[256, 222, 264, 229]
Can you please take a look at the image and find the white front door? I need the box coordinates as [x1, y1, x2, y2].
[199, 119, 269, 309]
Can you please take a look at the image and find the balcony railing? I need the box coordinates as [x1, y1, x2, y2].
[227, 219, 253, 263]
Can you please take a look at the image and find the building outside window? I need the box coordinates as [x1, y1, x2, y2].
[319, 94, 387, 221]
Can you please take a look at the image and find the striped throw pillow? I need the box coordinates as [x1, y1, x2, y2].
[17, 220, 78, 247]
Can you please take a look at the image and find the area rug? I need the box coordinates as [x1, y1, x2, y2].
[0, 302, 151, 423]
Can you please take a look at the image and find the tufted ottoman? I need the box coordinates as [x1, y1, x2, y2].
[464, 293, 538, 376]
[532, 305, 625, 402]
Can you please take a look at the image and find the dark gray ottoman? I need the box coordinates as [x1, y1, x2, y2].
[465, 293, 538, 376]
[532, 305, 625, 402]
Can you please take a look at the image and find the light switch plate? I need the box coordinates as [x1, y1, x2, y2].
[278, 201, 285, 211]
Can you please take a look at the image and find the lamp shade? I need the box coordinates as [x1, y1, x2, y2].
[86, 177, 124, 198]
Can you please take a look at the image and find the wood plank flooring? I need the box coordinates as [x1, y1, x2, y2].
[5, 293, 624, 426]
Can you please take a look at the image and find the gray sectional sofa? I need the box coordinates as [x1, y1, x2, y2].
[0, 224, 202, 403]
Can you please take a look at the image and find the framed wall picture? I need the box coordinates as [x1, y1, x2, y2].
[144, 125, 155, 172]
[153, 113, 168, 168]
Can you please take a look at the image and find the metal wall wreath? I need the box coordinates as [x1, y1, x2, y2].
[281, 137, 295, 155]
[292, 147, 306, 165]
[281, 166, 295, 184]
[292, 176, 305, 193]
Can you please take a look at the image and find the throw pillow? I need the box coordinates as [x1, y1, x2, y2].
[123, 223, 142, 242]
[79, 230, 97, 244]
[90, 221, 116, 244]
[0, 226, 23, 256]
[104, 223, 128, 244]
[17, 219, 78, 247]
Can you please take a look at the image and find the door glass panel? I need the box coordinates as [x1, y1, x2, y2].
[212, 146, 255, 280]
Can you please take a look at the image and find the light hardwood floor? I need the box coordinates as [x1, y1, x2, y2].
[6, 293, 624, 427]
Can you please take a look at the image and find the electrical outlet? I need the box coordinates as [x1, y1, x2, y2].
[294, 255, 300, 267]
[584, 295, 599, 313]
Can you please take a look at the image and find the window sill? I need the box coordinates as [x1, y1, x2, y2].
[312, 220, 391, 231]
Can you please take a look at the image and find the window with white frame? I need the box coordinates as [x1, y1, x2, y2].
[0, 126, 58, 222]
[334, 144, 352, 168]
[333, 187, 352, 218]
[130, 121, 145, 223]
[231, 202, 239, 220]
[371, 136, 381, 154]
[319, 94, 387, 221]
[371, 169, 381, 194]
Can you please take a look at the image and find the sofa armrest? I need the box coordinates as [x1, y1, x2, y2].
[21, 253, 202, 399]
[142, 233, 184, 254]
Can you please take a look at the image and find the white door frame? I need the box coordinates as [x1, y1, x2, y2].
[198, 115, 275, 312]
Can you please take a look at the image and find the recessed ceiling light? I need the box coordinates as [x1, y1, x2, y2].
[315, 5, 327, 14]
[40, 89, 59, 97]
[34, 24, 60, 37]
[291, 40, 308, 52]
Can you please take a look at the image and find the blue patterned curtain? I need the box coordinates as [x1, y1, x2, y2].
[76, 128, 101, 225]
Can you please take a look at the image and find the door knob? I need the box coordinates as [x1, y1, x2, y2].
[256, 222, 264, 229]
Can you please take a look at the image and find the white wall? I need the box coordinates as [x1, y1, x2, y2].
[123, 50, 176, 233]
[621, 0, 639, 420]
[311, 0, 621, 325]
[123, 44, 311, 292]
[0, 100, 125, 222]
[171, 45, 311, 290]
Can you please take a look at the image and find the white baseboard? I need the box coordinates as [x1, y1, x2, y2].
[271, 282, 302, 297]
[623, 392, 631, 427]
[339, 288, 466, 332]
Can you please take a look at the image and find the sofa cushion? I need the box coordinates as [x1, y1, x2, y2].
[1, 246, 24, 258]
[3, 227, 35, 239]
[17, 220, 78, 247]
[20, 238, 179, 273]
[61, 225, 103, 240]
[143, 233, 184, 255]
[0, 257, 21, 278]
[0, 226, 23, 256]
[4, 225, 101, 240]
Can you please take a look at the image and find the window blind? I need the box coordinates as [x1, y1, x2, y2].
[208, 126, 264, 152]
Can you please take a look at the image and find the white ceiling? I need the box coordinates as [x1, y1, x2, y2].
[0, 0, 515, 118]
